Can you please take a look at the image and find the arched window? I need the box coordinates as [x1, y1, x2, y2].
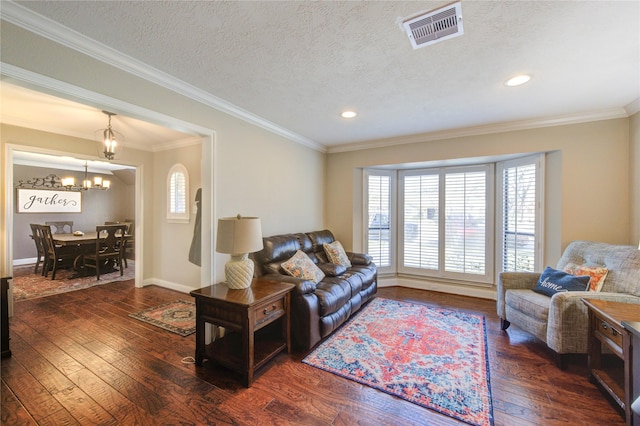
[167, 163, 189, 222]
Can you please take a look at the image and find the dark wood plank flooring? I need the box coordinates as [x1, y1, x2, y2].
[1, 281, 625, 425]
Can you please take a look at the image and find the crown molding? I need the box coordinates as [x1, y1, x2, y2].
[626, 98, 640, 116]
[327, 107, 630, 154]
[1, 1, 325, 153]
[1, 62, 217, 152]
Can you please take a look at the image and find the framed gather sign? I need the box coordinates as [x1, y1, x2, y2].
[16, 188, 82, 213]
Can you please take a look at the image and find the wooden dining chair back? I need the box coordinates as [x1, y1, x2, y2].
[29, 223, 46, 275]
[83, 224, 127, 280]
[45, 221, 73, 234]
[39, 225, 78, 280]
[104, 221, 134, 268]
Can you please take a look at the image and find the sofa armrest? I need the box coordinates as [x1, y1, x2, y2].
[347, 252, 373, 266]
[497, 271, 541, 319]
[260, 273, 317, 296]
[547, 292, 640, 353]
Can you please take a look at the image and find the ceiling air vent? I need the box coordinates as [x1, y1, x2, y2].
[403, 2, 463, 49]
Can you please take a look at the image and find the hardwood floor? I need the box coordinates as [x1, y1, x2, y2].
[1, 281, 625, 425]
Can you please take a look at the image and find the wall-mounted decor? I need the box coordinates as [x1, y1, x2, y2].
[16, 189, 82, 213]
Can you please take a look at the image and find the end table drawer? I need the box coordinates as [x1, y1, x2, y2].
[255, 299, 285, 326]
[597, 318, 623, 349]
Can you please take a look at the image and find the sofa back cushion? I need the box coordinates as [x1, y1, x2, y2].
[307, 229, 335, 263]
[253, 234, 301, 276]
[556, 241, 640, 296]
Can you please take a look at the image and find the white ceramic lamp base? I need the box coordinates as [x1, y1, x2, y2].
[224, 254, 254, 289]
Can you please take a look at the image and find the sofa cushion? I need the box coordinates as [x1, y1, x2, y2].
[318, 262, 347, 277]
[253, 234, 301, 275]
[563, 263, 609, 292]
[505, 289, 551, 323]
[315, 279, 353, 316]
[533, 267, 589, 297]
[282, 250, 325, 283]
[323, 241, 352, 268]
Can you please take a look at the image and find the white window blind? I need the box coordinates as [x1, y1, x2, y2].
[167, 163, 190, 223]
[365, 171, 392, 270]
[444, 170, 486, 275]
[170, 172, 186, 213]
[402, 173, 439, 270]
[498, 156, 541, 272]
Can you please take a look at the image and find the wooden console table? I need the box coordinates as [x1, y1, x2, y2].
[190, 279, 294, 387]
[583, 299, 640, 426]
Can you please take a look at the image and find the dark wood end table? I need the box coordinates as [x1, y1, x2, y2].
[190, 278, 294, 387]
[582, 298, 640, 426]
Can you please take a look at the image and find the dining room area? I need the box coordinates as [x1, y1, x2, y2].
[11, 151, 137, 301]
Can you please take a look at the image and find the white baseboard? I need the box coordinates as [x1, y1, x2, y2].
[13, 258, 37, 266]
[141, 278, 197, 295]
[379, 276, 497, 300]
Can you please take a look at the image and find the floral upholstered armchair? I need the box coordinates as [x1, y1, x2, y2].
[497, 241, 640, 368]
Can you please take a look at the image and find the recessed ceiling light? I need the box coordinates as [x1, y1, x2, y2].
[505, 74, 531, 87]
[340, 111, 357, 119]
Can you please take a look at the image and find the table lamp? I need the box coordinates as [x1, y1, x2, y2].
[216, 215, 263, 289]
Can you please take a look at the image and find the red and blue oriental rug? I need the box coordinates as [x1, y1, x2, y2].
[302, 297, 493, 426]
[129, 300, 196, 337]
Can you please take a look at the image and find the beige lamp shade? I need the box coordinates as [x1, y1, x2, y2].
[216, 215, 263, 289]
[216, 215, 263, 255]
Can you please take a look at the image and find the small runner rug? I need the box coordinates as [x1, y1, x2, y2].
[302, 297, 493, 426]
[129, 300, 196, 337]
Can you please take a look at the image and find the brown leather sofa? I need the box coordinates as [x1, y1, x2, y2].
[252, 229, 377, 351]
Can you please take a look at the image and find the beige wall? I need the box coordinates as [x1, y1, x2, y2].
[0, 22, 326, 289]
[153, 144, 202, 287]
[630, 111, 640, 246]
[326, 118, 632, 270]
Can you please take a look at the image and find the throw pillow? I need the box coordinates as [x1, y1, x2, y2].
[532, 266, 590, 297]
[323, 241, 352, 268]
[281, 250, 325, 283]
[563, 263, 609, 292]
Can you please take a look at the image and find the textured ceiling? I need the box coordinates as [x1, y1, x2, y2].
[2, 0, 640, 150]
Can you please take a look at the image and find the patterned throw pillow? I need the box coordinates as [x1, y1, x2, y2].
[323, 241, 352, 268]
[281, 250, 325, 283]
[532, 266, 590, 297]
[563, 263, 609, 292]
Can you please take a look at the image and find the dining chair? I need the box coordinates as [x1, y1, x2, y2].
[29, 223, 46, 275]
[40, 225, 79, 280]
[45, 221, 73, 234]
[83, 224, 127, 280]
[104, 221, 134, 268]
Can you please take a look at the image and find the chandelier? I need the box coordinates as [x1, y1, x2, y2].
[16, 162, 110, 191]
[101, 110, 119, 160]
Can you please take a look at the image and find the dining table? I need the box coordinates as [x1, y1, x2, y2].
[52, 232, 129, 274]
[53, 232, 103, 247]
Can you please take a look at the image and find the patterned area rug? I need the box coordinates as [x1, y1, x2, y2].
[12, 261, 135, 301]
[303, 297, 493, 426]
[129, 300, 196, 337]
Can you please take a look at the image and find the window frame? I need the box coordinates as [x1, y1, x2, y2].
[496, 154, 544, 273]
[166, 163, 190, 223]
[363, 169, 396, 275]
[398, 164, 495, 285]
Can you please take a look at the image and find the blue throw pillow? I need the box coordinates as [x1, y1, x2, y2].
[532, 266, 590, 297]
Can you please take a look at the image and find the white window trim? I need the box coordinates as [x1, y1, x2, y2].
[167, 163, 190, 223]
[364, 169, 396, 275]
[496, 154, 545, 273]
